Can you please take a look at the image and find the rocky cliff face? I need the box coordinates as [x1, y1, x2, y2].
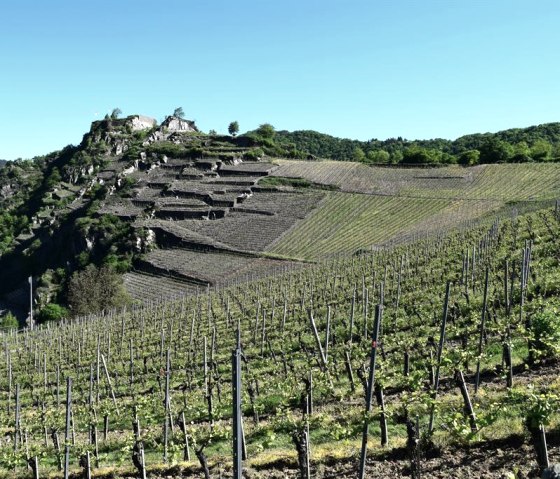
[0, 112, 283, 315]
[129, 115, 157, 131]
[161, 116, 198, 132]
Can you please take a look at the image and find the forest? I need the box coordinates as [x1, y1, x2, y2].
[275, 122, 560, 165]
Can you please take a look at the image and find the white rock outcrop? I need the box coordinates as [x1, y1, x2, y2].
[161, 116, 198, 132]
[129, 115, 157, 131]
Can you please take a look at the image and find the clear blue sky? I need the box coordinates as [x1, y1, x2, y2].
[1, 0, 559, 160]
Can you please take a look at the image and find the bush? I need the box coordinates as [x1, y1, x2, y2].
[244, 148, 264, 161]
[0, 312, 18, 330]
[146, 141, 187, 158]
[38, 303, 69, 323]
[68, 265, 130, 316]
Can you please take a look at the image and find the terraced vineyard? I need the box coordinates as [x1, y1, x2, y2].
[271, 160, 560, 200]
[139, 248, 299, 286]
[122, 159, 560, 296]
[2, 205, 560, 478]
[264, 161, 560, 260]
[269, 194, 504, 259]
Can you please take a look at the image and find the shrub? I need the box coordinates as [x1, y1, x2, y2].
[244, 148, 264, 161]
[68, 265, 130, 316]
[146, 141, 186, 158]
[0, 312, 18, 330]
[38, 303, 69, 323]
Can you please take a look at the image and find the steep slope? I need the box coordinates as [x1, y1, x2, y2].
[0, 115, 312, 311]
[3, 116, 560, 317]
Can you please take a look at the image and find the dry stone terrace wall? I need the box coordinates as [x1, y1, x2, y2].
[96, 156, 327, 301]
[139, 220, 237, 252]
[175, 191, 325, 252]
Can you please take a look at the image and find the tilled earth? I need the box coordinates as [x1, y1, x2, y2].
[133, 436, 555, 479]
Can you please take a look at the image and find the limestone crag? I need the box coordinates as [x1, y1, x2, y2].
[161, 116, 198, 133]
[129, 115, 157, 131]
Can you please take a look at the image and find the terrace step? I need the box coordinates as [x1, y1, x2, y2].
[138, 248, 299, 287]
[218, 162, 276, 177]
[154, 207, 227, 220]
[139, 220, 250, 254]
[123, 271, 202, 302]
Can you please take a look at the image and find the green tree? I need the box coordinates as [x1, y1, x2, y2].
[110, 108, 122, 119]
[173, 107, 185, 119]
[531, 139, 552, 162]
[256, 123, 276, 140]
[228, 121, 240, 137]
[457, 149, 480, 166]
[478, 138, 513, 163]
[402, 146, 442, 164]
[366, 150, 390, 164]
[390, 150, 404, 164]
[512, 141, 531, 162]
[68, 265, 130, 316]
[45, 167, 62, 189]
[0, 312, 18, 330]
[353, 147, 366, 163]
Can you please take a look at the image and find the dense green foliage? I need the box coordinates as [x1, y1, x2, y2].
[528, 299, 560, 360]
[0, 311, 18, 330]
[0, 211, 29, 254]
[37, 303, 69, 323]
[275, 122, 560, 165]
[228, 121, 239, 136]
[67, 264, 130, 316]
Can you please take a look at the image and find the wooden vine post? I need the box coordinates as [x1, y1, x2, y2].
[474, 268, 489, 394]
[163, 348, 171, 463]
[64, 377, 72, 479]
[358, 303, 382, 479]
[232, 327, 243, 479]
[14, 384, 20, 453]
[428, 281, 451, 434]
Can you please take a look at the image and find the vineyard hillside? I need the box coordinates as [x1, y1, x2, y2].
[1, 115, 560, 477]
[2, 117, 560, 315]
[1, 205, 560, 478]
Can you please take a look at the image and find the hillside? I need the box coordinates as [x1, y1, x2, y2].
[1, 205, 560, 478]
[1, 115, 560, 478]
[0, 115, 298, 316]
[276, 122, 560, 165]
[1, 116, 560, 321]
